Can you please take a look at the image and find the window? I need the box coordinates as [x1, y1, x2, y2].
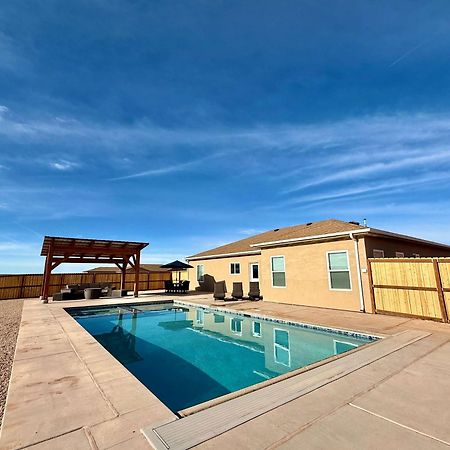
[196, 309, 204, 325]
[334, 340, 358, 355]
[230, 262, 241, 275]
[252, 321, 262, 337]
[373, 249, 385, 258]
[327, 251, 351, 290]
[196, 264, 204, 282]
[395, 252, 405, 258]
[274, 329, 290, 366]
[214, 314, 224, 323]
[250, 263, 259, 281]
[271, 256, 286, 287]
[230, 318, 242, 335]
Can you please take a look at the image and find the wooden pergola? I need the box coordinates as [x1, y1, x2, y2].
[40, 236, 148, 303]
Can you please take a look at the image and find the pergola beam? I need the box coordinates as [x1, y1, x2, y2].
[40, 236, 148, 303]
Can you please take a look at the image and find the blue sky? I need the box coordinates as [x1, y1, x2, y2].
[1, 0, 450, 273]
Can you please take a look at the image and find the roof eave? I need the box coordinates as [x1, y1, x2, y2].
[250, 228, 371, 248]
[187, 249, 261, 261]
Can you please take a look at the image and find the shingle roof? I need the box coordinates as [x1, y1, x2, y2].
[188, 219, 366, 259]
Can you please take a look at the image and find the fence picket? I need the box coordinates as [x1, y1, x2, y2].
[369, 258, 449, 323]
[0, 271, 172, 300]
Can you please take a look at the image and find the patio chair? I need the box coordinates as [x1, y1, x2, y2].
[164, 280, 174, 293]
[248, 282, 262, 301]
[181, 280, 190, 293]
[232, 282, 243, 300]
[213, 281, 226, 300]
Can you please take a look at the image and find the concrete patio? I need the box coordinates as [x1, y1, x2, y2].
[1, 292, 450, 449]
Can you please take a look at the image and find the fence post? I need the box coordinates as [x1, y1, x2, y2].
[18, 275, 25, 299]
[366, 259, 377, 314]
[433, 259, 448, 323]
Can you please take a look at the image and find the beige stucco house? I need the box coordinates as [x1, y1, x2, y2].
[187, 219, 450, 313]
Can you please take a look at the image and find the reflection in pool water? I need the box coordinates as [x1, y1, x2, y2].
[70, 303, 375, 412]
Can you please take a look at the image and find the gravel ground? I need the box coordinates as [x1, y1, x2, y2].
[0, 299, 24, 429]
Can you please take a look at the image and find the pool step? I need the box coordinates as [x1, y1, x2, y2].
[142, 329, 429, 450]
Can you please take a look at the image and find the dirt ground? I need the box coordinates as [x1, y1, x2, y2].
[0, 299, 23, 429]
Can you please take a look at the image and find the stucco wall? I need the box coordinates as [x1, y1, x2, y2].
[364, 236, 450, 258]
[188, 238, 374, 312]
[187, 254, 262, 294]
[259, 239, 366, 312]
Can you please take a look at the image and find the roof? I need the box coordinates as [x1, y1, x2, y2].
[188, 219, 365, 259]
[41, 236, 148, 258]
[187, 219, 450, 260]
[85, 264, 169, 273]
[160, 260, 194, 269]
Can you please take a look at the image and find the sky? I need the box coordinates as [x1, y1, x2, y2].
[1, 0, 450, 273]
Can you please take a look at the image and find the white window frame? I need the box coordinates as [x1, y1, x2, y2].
[273, 328, 290, 367]
[395, 252, 405, 258]
[252, 321, 262, 337]
[249, 262, 259, 282]
[271, 255, 286, 288]
[196, 264, 204, 282]
[230, 317, 242, 336]
[326, 250, 352, 292]
[230, 262, 241, 275]
[373, 249, 385, 258]
[196, 309, 204, 325]
[333, 339, 358, 355]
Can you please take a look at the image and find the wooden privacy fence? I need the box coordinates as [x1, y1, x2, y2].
[0, 271, 172, 300]
[368, 258, 450, 322]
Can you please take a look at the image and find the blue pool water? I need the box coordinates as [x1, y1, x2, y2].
[69, 302, 376, 412]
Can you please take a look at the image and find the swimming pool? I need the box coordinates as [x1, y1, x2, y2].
[69, 302, 377, 413]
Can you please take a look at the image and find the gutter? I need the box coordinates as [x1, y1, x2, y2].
[350, 232, 366, 312]
[187, 249, 261, 262]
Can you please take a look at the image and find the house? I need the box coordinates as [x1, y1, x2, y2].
[186, 219, 450, 313]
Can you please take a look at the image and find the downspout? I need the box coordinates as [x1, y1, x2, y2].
[350, 232, 365, 312]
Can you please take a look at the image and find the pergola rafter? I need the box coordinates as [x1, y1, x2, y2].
[40, 236, 148, 303]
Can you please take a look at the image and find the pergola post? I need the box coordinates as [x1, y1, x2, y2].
[134, 250, 141, 297]
[120, 258, 128, 291]
[40, 244, 54, 303]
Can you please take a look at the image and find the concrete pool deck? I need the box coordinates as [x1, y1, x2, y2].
[1, 292, 450, 449]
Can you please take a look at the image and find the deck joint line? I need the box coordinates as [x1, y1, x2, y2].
[349, 403, 450, 446]
[49, 307, 120, 417]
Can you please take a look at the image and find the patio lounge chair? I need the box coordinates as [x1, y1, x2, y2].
[232, 282, 243, 300]
[180, 280, 190, 293]
[165, 280, 174, 293]
[213, 281, 226, 300]
[248, 282, 262, 301]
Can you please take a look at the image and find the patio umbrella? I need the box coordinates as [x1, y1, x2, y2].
[160, 260, 193, 283]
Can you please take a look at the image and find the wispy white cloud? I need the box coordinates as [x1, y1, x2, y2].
[284, 150, 450, 194]
[238, 228, 264, 235]
[388, 38, 431, 68]
[49, 159, 80, 171]
[109, 154, 220, 180]
[269, 172, 450, 209]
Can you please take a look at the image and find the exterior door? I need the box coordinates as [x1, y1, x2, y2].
[250, 263, 259, 282]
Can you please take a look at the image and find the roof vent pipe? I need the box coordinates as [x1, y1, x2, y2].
[363, 218, 367, 227]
